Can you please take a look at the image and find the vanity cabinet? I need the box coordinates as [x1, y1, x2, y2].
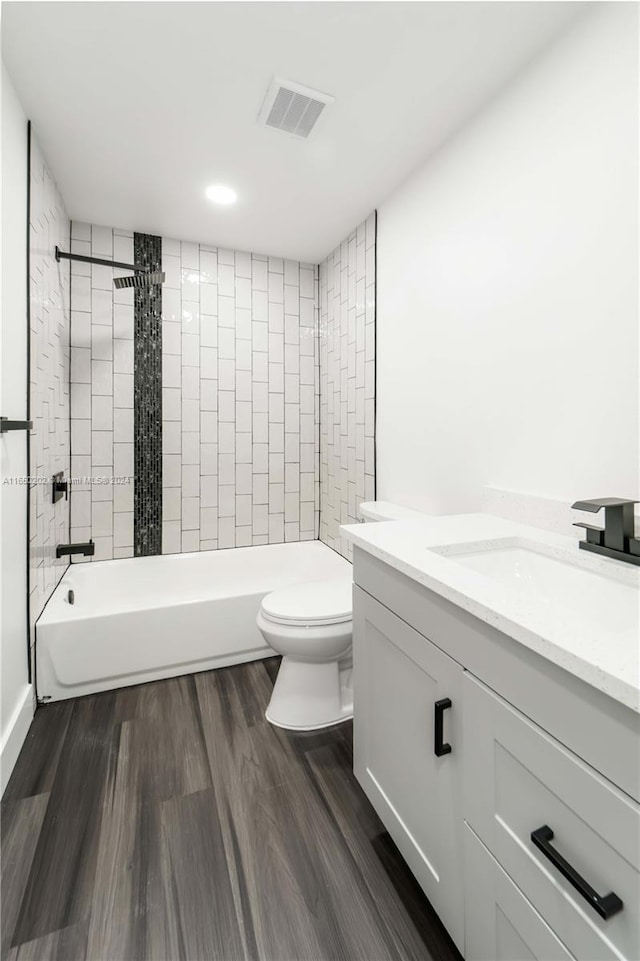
[351, 548, 640, 961]
[353, 587, 465, 952]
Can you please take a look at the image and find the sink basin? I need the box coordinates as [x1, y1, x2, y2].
[435, 539, 639, 639]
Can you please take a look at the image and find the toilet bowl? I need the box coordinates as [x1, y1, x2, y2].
[257, 501, 428, 731]
[257, 577, 353, 730]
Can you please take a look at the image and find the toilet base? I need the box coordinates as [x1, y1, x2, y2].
[265, 655, 353, 731]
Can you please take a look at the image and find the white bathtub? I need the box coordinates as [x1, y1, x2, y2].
[36, 541, 352, 701]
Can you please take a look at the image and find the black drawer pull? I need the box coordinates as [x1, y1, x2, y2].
[531, 825, 623, 920]
[434, 698, 452, 756]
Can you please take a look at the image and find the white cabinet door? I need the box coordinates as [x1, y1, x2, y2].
[465, 824, 576, 961]
[353, 587, 464, 952]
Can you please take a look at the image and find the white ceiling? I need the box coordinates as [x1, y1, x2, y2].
[2, 1, 586, 262]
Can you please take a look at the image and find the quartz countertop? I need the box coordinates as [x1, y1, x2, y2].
[341, 513, 640, 712]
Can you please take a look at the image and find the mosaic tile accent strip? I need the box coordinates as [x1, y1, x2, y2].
[28, 131, 71, 650]
[319, 212, 376, 560]
[133, 233, 163, 556]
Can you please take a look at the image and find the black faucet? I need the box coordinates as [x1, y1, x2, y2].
[572, 498, 640, 567]
[56, 540, 95, 559]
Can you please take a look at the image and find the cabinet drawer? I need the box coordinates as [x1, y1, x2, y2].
[465, 823, 576, 961]
[464, 673, 640, 961]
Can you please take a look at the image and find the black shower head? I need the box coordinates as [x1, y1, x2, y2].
[113, 271, 165, 290]
[55, 248, 166, 290]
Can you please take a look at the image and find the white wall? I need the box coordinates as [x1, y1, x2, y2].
[1, 63, 33, 793]
[377, 4, 639, 519]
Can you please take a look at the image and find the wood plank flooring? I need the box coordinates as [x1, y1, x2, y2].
[1, 658, 462, 961]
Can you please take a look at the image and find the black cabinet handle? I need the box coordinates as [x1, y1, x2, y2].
[434, 698, 452, 756]
[531, 826, 623, 920]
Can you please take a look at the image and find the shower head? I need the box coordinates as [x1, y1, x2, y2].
[113, 271, 166, 290]
[55, 247, 165, 289]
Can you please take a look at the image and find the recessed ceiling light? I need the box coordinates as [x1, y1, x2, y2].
[205, 184, 237, 205]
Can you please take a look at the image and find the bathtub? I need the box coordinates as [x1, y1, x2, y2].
[36, 541, 352, 701]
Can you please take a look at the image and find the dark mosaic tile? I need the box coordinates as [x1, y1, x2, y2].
[133, 233, 162, 557]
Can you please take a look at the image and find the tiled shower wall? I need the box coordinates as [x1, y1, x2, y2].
[319, 213, 376, 559]
[69, 226, 320, 558]
[68, 215, 375, 561]
[160, 241, 319, 552]
[69, 222, 136, 560]
[28, 132, 71, 642]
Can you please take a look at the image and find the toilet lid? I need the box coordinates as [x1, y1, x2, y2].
[261, 577, 353, 626]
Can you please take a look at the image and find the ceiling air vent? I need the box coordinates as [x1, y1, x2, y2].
[258, 78, 334, 139]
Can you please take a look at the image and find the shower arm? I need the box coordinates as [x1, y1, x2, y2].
[54, 245, 149, 273]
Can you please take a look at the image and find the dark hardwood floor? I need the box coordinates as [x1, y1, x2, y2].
[1, 658, 462, 961]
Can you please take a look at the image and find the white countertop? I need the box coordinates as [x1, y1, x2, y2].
[341, 513, 640, 712]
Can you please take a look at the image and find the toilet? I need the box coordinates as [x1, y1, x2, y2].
[257, 501, 428, 731]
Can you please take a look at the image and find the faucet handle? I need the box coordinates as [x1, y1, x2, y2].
[572, 521, 604, 546]
[572, 497, 639, 513]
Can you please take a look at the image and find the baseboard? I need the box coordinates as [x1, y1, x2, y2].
[1, 684, 35, 796]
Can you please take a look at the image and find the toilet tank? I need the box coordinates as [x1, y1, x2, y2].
[358, 501, 428, 522]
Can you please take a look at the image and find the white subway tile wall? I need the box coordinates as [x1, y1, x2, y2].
[70, 225, 321, 556]
[319, 213, 376, 559]
[70, 222, 135, 561]
[28, 134, 71, 646]
[161, 240, 319, 552]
